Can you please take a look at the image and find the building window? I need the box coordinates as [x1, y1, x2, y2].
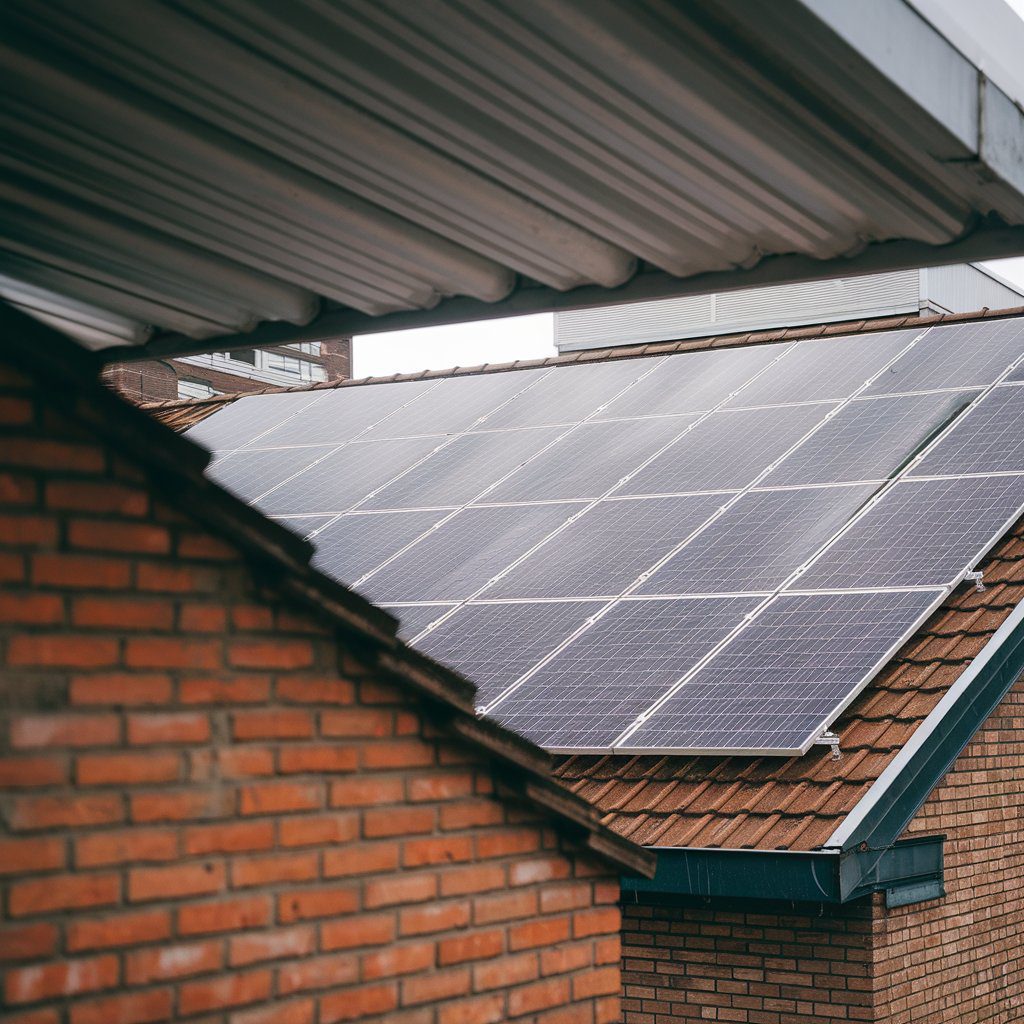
[228, 348, 257, 365]
[178, 378, 219, 399]
[264, 353, 328, 381]
[286, 341, 322, 356]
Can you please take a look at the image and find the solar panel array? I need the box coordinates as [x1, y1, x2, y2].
[188, 318, 1024, 755]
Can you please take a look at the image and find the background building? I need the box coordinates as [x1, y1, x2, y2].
[554, 263, 1024, 353]
[101, 338, 352, 402]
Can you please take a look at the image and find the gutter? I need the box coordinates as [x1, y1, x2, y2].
[620, 834, 944, 907]
[623, 585, 1024, 906]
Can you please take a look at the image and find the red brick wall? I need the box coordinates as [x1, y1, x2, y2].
[0, 357, 621, 1024]
[621, 897, 874, 1023]
[874, 678, 1024, 1023]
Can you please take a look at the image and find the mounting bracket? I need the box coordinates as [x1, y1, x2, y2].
[965, 570, 985, 592]
[814, 730, 843, 761]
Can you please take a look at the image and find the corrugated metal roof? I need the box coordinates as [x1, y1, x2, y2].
[4, 0, 1024, 360]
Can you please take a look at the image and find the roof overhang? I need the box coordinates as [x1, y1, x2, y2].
[4, 0, 1024, 360]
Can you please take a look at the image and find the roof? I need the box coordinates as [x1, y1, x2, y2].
[5, 0, 1024, 360]
[146, 302, 1024, 858]
[1, 299, 654, 879]
[554, 526, 1024, 851]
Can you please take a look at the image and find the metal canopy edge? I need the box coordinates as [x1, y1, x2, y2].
[109, 222, 1024, 361]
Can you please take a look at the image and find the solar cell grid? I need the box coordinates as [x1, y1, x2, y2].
[489, 493, 730, 599]
[257, 435, 443, 515]
[637, 483, 876, 595]
[482, 357, 660, 429]
[796, 475, 1024, 590]
[361, 501, 584, 603]
[724, 329, 910, 407]
[621, 590, 942, 752]
[361, 368, 548, 439]
[593, 344, 786, 420]
[309, 509, 450, 589]
[619, 402, 833, 495]
[381, 604, 457, 642]
[763, 390, 974, 486]
[272, 515, 336, 539]
[363, 426, 564, 509]
[488, 597, 759, 750]
[206, 446, 333, 505]
[910, 383, 1024, 477]
[413, 601, 600, 707]
[865, 319, 1024, 395]
[252, 379, 439, 447]
[485, 415, 697, 503]
[185, 391, 326, 451]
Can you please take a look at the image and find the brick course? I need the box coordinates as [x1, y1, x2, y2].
[0, 353, 622, 1022]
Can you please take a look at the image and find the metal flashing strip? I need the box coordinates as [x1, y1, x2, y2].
[620, 834, 944, 904]
[827, 596, 1024, 853]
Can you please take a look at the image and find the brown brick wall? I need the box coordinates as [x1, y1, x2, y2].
[0, 356, 620, 1024]
[621, 897, 874, 1023]
[874, 678, 1024, 1023]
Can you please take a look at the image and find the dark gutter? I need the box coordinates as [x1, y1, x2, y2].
[103, 219, 1024, 361]
[622, 834, 944, 906]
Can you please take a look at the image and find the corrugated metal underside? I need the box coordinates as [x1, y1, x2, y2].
[3, 0, 1024, 356]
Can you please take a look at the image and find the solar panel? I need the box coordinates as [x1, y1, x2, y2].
[363, 426, 564, 509]
[257, 436, 443, 515]
[619, 403, 833, 495]
[309, 510, 449, 588]
[413, 601, 600, 706]
[360, 502, 584, 603]
[593, 344, 786, 420]
[272, 515, 336, 539]
[488, 597, 760, 750]
[636, 484, 876, 595]
[864, 319, 1024, 395]
[763, 390, 974, 486]
[723, 329, 911, 407]
[909, 384, 1024, 477]
[186, 391, 326, 452]
[381, 604, 456, 642]
[486, 416, 697, 503]
[362, 369, 548, 440]
[796, 475, 1024, 590]
[489, 493, 730, 599]
[482, 358, 661, 429]
[206, 447, 333, 505]
[253, 380, 439, 447]
[619, 590, 942, 753]
[193, 317, 1024, 757]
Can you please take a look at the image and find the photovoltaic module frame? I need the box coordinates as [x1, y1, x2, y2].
[187, 317, 1024, 756]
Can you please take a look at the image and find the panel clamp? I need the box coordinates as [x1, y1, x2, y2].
[964, 570, 985, 593]
[814, 730, 842, 761]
